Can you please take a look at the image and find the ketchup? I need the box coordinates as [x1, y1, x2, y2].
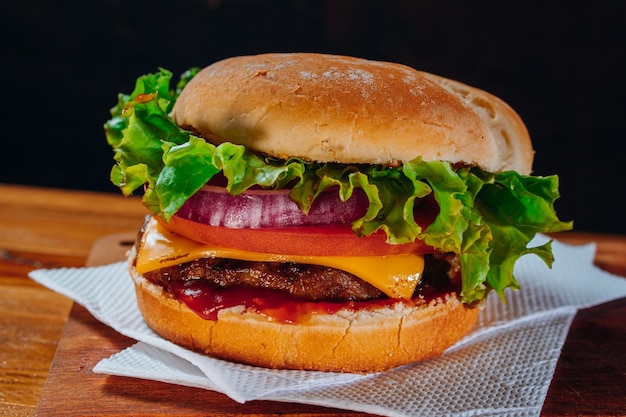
[167, 279, 452, 324]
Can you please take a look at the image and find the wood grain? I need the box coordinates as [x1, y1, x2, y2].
[542, 298, 626, 416]
[0, 264, 72, 417]
[0, 184, 145, 416]
[0, 183, 146, 259]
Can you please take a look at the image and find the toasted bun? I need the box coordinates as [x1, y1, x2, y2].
[172, 53, 533, 174]
[129, 260, 480, 373]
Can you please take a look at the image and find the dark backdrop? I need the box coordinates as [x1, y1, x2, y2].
[2, 0, 625, 234]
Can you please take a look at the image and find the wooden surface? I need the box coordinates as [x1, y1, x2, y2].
[0, 184, 145, 417]
[1, 183, 625, 416]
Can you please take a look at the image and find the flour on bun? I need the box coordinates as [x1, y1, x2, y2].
[172, 53, 533, 173]
[105, 53, 572, 372]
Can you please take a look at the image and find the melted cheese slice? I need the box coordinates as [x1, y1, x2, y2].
[136, 217, 424, 300]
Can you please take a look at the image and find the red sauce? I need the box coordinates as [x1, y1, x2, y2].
[168, 280, 449, 324]
[134, 92, 157, 103]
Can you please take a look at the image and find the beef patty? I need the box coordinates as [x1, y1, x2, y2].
[141, 252, 460, 302]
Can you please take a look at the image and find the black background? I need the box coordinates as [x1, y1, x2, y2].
[2, 0, 625, 234]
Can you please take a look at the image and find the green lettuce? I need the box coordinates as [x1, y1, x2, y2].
[104, 69, 573, 304]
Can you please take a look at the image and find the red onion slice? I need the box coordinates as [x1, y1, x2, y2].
[175, 185, 369, 229]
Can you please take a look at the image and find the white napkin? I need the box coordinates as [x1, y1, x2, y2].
[29, 235, 626, 417]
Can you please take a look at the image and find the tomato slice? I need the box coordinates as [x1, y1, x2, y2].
[163, 215, 434, 257]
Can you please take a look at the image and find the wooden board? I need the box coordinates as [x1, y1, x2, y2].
[35, 233, 626, 416]
[36, 233, 368, 417]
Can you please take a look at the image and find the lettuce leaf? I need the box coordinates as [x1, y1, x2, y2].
[104, 69, 573, 304]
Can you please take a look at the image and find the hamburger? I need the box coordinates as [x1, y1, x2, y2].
[105, 53, 572, 373]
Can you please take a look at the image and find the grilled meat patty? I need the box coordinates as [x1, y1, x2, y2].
[140, 252, 460, 302]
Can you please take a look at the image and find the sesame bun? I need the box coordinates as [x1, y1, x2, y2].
[171, 53, 533, 174]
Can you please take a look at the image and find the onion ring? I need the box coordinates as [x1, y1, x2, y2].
[175, 185, 369, 229]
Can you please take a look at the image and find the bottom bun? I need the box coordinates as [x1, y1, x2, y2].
[130, 266, 480, 373]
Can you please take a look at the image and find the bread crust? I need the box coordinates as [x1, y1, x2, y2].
[129, 263, 479, 373]
[172, 53, 533, 174]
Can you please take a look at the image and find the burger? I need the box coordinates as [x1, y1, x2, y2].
[104, 53, 572, 373]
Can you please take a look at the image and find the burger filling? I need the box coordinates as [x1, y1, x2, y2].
[141, 251, 461, 303]
[133, 216, 462, 323]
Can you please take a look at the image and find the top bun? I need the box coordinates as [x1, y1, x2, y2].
[171, 53, 533, 174]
